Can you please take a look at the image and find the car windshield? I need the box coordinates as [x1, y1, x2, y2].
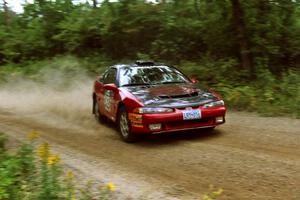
[119, 66, 190, 87]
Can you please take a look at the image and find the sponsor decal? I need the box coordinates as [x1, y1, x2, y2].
[104, 90, 113, 112]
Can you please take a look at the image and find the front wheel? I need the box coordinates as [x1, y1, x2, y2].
[118, 107, 136, 143]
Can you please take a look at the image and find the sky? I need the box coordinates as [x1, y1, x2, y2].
[6, 0, 99, 13]
[6, 0, 157, 13]
[6, 0, 28, 13]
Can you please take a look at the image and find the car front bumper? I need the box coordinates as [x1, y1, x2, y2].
[128, 106, 226, 134]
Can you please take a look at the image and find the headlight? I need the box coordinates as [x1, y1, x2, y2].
[203, 100, 224, 108]
[135, 107, 174, 114]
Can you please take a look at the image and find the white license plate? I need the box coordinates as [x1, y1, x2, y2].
[182, 110, 201, 120]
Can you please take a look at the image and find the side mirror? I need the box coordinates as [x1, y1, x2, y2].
[96, 75, 102, 82]
[104, 83, 118, 91]
[191, 78, 199, 84]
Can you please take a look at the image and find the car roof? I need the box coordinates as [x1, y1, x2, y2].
[112, 61, 171, 70]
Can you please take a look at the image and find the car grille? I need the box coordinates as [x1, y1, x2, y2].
[165, 118, 214, 129]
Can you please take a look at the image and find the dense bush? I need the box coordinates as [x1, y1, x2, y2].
[0, 132, 116, 200]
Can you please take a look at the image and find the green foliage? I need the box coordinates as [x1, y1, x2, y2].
[0, 0, 299, 71]
[178, 59, 300, 118]
[234, 73, 299, 117]
[0, 156, 19, 199]
[1, 1, 300, 117]
[179, 57, 243, 84]
[0, 132, 116, 200]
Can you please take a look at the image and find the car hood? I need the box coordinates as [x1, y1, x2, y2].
[122, 83, 218, 108]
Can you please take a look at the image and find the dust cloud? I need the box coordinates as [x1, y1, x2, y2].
[0, 67, 98, 131]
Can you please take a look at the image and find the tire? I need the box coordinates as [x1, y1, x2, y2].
[93, 99, 106, 123]
[117, 106, 136, 143]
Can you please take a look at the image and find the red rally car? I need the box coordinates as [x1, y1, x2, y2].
[93, 61, 226, 142]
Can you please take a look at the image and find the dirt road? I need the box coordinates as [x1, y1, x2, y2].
[0, 78, 299, 199]
[0, 109, 299, 200]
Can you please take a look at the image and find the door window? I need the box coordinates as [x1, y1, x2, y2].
[103, 68, 117, 84]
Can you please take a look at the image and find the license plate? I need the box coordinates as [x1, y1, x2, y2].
[182, 109, 201, 120]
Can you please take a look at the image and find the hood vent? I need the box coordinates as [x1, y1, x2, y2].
[158, 92, 199, 99]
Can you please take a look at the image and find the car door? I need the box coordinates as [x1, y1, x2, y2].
[100, 68, 118, 121]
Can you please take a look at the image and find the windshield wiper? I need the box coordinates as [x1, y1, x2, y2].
[161, 81, 186, 84]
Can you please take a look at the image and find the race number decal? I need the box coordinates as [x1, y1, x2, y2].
[104, 90, 113, 112]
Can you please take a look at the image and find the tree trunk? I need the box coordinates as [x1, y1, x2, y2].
[231, 0, 255, 78]
[157, 0, 166, 4]
[194, 0, 201, 17]
[2, 0, 9, 26]
[92, 0, 97, 8]
[256, 0, 268, 58]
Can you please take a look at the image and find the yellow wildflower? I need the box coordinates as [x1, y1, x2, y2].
[27, 130, 40, 141]
[106, 182, 116, 192]
[47, 154, 60, 166]
[37, 143, 49, 160]
[202, 194, 212, 200]
[71, 196, 77, 200]
[212, 188, 224, 196]
[66, 171, 75, 181]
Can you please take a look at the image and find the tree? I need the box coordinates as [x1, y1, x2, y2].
[2, 0, 9, 26]
[0, 0, 299, 75]
[230, 0, 254, 78]
[92, 0, 97, 8]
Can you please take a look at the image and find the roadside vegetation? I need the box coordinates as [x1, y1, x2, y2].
[181, 59, 300, 118]
[1, 55, 299, 118]
[0, 0, 299, 118]
[0, 131, 116, 200]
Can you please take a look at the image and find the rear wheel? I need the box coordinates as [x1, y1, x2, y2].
[118, 107, 136, 143]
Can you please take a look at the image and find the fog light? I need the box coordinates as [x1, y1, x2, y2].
[216, 116, 224, 123]
[149, 123, 162, 131]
